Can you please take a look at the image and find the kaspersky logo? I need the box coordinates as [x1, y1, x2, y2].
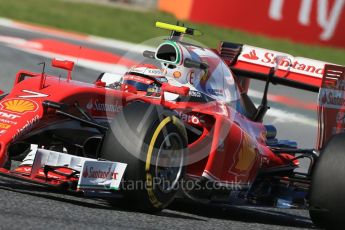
[0, 99, 38, 114]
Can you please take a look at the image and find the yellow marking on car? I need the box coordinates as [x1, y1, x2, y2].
[156, 22, 188, 34]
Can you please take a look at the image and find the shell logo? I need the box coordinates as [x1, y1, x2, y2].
[1, 99, 38, 114]
[173, 71, 182, 78]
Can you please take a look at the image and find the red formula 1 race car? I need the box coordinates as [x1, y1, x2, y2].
[0, 22, 344, 228]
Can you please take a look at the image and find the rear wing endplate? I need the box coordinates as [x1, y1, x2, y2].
[317, 65, 345, 149]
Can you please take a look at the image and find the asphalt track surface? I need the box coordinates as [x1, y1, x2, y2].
[0, 24, 315, 229]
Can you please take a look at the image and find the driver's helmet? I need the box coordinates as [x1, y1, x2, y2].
[161, 46, 238, 103]
[123, 64, 168, 93]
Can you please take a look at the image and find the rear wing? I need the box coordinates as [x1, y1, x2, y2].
[218, 42, 326, 92]
[217, 41, 345, 149]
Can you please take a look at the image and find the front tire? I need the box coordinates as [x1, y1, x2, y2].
[101, 102, 187, 212]
[309, 134, 345, 229]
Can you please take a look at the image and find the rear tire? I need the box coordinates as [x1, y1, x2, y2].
[309, 134, 345, 229]
[101, 102, 187, 212]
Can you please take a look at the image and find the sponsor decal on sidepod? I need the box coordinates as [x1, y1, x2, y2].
[177, 111, 205, 126]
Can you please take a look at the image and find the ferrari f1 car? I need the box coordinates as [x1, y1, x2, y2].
[0, 22, 344, 229]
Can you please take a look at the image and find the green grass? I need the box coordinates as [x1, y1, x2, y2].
[0, 0, 344, 65]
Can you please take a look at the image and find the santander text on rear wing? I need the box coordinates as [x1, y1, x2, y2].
[219, 42, 329, 92]
[217, 42, 345, 149]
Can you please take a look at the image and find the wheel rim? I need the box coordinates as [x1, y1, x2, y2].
[155, 132, 184, 193]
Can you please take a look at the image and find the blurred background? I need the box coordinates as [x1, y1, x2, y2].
[0, 0, 344, 64]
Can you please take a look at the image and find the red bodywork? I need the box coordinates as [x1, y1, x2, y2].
[2, 38, 343, 193]
[0, 61, 295, 189]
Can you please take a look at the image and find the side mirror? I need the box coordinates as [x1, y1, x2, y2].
[184, 58, 208, 70]
[52, 58, 74, 81]
[52, 59, 74, 71]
